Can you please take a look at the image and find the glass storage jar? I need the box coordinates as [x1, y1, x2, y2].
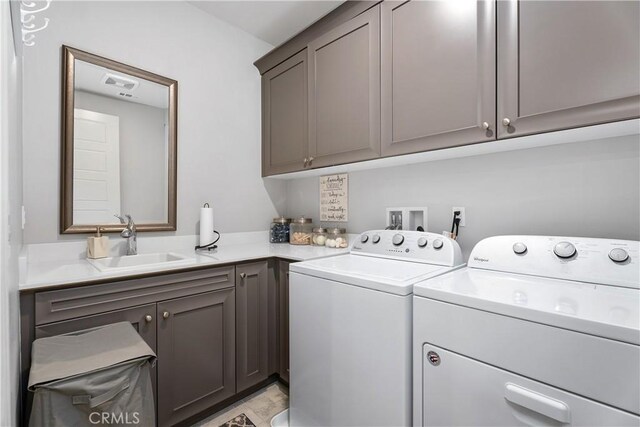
[325, 228, 349, 248]
[289, 217, 313, 245]
[311, 228, 328, 246]
[270, 217, 291, 243]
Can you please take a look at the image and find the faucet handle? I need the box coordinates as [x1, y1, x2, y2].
[115, 214, 135, 229]
[125, 214, 136, 231]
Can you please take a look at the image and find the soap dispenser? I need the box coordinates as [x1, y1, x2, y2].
[87, 227, 109, 259]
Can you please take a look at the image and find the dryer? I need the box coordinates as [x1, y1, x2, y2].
[413, 235, 640, 426]
[289, 230, 464, 426]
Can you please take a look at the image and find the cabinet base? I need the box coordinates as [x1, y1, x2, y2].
[175, 375, 281, 427]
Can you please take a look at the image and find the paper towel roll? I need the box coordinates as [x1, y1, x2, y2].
[200, 205, 215, 246]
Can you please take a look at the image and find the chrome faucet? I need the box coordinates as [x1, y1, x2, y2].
[115, 214, 137, 255]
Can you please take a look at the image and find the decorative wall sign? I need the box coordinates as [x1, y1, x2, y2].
[20, 0, 51, 47]
[320, 173, 348, 222]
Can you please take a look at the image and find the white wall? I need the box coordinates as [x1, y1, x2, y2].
[0, 1, 23, 425]
[286, 135, 640, 259]
[75, 90, 168, 222]
[22, 1, 285, 244]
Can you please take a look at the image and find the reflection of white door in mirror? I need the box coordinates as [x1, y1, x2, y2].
[73, 108, 121, 224]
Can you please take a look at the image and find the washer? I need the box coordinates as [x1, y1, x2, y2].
[413, 235, 640, 426]
[289, 230, 464, 426]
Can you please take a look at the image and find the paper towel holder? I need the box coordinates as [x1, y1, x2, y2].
[195, 203, 220, 251]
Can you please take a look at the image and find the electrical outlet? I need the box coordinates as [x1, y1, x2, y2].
[452, 207, 466, 227]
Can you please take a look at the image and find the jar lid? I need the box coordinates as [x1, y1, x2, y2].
[312, 227, 327, 233]
[292, 217, 313, 224]
[272, 217, 291, 224]
[328, 227, 347, 234]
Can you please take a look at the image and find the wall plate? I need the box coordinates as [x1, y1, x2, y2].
[452, 207, 466, 227]
[386, 207, 428, 231]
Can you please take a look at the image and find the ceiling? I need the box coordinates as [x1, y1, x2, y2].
[75, 60, 168, 109]
[188, 1, 344, 46]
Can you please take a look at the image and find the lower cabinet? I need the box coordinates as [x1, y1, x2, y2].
[157, 288, 236, 427]
[35, 303, 157, 349]
[278, 261, 291, 384]
[34, 303, 159, 405]
[236, 261, 270, 392]
[24, 261, 288, 426]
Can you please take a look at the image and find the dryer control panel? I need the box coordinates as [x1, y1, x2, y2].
[468, 235, 639, 289]
[351, 230, 464, 267]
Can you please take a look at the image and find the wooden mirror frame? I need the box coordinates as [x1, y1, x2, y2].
[60, 45, 178, 234]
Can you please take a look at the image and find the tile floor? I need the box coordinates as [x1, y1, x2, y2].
[193, 382, 289, 427]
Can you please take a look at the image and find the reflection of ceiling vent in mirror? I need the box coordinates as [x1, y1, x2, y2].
[101, 73, 139, 91]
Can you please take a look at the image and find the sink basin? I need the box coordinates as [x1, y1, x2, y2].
[87, 252, 194, 273]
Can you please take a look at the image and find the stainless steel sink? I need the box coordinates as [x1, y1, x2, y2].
[87, 252, 194, 273]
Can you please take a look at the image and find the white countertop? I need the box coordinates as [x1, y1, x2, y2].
[19, 232, 350, 291]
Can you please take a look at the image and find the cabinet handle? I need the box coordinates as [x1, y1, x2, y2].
[303, 157, 308, 167]
[240, 272, 247, 279]
[308, 156, 314, 166]
[162, 311, 170, 319]
[502, 117, 511, 127]
[482, 122, 490, 130]
[144, 314, 153, 323]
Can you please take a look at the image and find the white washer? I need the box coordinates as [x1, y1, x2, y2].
[289, 230, 464, 426]
[413, 235, 640, 426]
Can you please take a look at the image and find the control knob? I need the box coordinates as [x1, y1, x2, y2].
[372, 234, 381, 244]
[433, 239, 443, 250]
[609, 248, 629, 263]
[554, 242, 577, 259]
[417, 237, 428, 248]
[512, 242, 527, 255]
[360, 234, 369, 244]
[392, 234, 404, 246]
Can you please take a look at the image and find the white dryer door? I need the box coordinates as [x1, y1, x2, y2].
[422, 344, 639, 426]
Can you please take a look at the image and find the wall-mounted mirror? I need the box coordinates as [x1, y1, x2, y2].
[61, 46, 177, 233]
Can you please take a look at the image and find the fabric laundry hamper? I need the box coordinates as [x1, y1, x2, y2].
[28, 322, 157, 427]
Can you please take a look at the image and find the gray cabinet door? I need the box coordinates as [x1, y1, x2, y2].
[498, 0, 640, 138]
[381, 0, 496, 156]
[157, 289, 235, 427]
[278, 261, 291, 384]
[308, 5, 381, 168]
[236, 261, 270, 392]
[262, 50, 309, 176]
[34, 303, 157, 349]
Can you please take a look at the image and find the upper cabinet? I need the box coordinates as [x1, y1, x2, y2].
[256, 0, 640, 176]
[497, 0, 640, 138]
[262, 50, 309, 176]
[381, 0, 496, 156]
[307, 5, 381, 169]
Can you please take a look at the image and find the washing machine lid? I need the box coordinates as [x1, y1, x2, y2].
[414, 268, 640, 345]
[290, 254, 459, 296]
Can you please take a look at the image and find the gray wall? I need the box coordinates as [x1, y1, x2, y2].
[75, 90, 168, 222]
[286, 135, 640, 260]
[22, 1, 285, 243]
[0, 1, 23, 424]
